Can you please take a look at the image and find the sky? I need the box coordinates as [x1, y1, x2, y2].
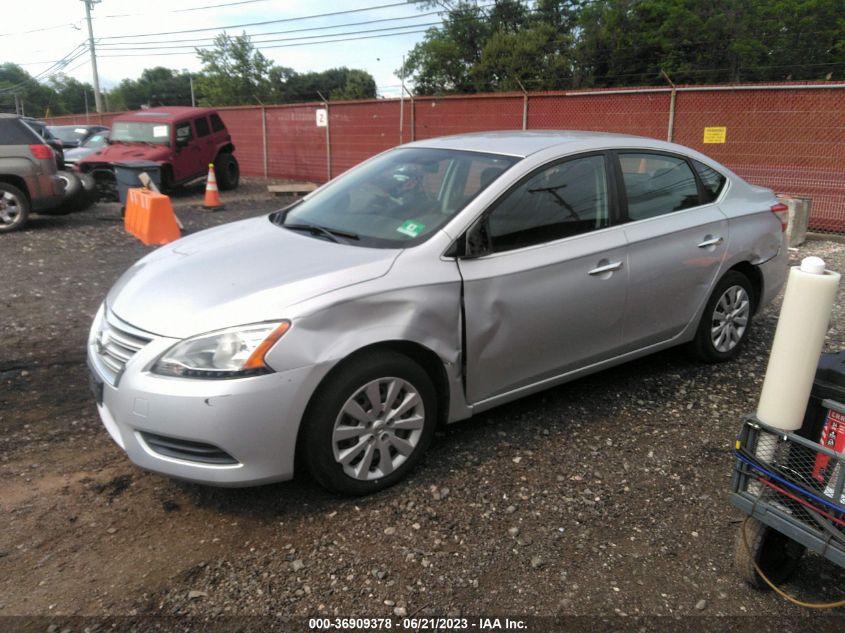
[2, 0, 441, 99]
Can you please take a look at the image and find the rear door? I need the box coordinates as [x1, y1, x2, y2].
[616, 151, 729, 350]
[458, 153, 629, 405]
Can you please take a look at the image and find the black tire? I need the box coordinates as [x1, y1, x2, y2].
[214, 153, 240, 191]
[0, 182, 30, 233]
[79, 172, 96, 193]
[302, 351, 437, 496]
[57, 171, 81, 199]
[734, 517, 805, 590]
[689, 270, 755, 362]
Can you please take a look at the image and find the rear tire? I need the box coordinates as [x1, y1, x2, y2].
[214, 153, 239, 191]
[302, 351, 437, 496]
[689, 271, 754, 362]
[0, 183, 30, 233]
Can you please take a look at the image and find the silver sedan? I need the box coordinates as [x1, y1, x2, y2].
[88, 131, 788, 494]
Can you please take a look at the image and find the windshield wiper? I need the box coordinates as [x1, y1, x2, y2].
[283, 222, 359, 243]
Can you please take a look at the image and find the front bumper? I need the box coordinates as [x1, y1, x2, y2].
[87, 309, 325, 487]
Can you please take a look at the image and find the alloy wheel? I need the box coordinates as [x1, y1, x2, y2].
[331, 377, 425, 481]
[711, 284, 750, 353]
[0, 190, 23, 228]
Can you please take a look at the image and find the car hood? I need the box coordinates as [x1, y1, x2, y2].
[80, 142, 171, 164]
[64, 146, 98, 162]
[107, 216, 401, 338]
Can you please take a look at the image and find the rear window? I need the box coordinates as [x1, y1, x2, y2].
[0, 119, 41, 145]
[210, 114, 225, 132]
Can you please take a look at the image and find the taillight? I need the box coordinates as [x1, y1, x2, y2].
[29, 144, 54, 160]
[770, 202, 789, 232]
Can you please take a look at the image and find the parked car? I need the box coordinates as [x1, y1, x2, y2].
[0, 113, 65, 232]
[21, 117, 65, 170]
[88, 131, 788, 494]
[48, 124, 109, 149]
[63, 130, 110, 167]
[78, 106, 238, 198]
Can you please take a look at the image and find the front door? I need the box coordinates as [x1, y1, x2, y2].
[458, 153, 629, 405]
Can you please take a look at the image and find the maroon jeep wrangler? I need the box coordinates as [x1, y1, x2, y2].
[78, 106, 238, 196]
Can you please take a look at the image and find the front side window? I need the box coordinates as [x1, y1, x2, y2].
[111, 121, 171, 145]
[486, 154, 610, 252]
[619, 153, 699, 221]
[175, 123, 193, 145]
[275, 148, 518, 248]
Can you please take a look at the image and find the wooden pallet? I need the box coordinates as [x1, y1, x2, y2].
[267, 183, 318, 196]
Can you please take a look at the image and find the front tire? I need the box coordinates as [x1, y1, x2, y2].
[214, 153, 239, 191]
[690, 270, 755, 362]
[303, 351, 437, 495]
[0, 183, 30, 233]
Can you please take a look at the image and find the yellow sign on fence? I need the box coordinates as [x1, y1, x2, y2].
[703, 127, 727, 144]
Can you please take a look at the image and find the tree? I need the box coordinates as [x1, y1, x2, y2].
[0, 63, 59, 116]
[108, 67, 193, 111]
[403, 0, 845, 93]
[194, 32, 275, 106]
[48, 74, 96, 114]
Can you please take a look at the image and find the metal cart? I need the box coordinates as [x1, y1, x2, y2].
[730, 399, 845, 587]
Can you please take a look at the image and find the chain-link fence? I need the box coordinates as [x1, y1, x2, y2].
[45, 82, 845, 233]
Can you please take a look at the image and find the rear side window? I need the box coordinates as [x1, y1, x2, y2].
[210, 114, 225, 132]
[693, 160, 727, 203]
[195, 117, 210, 137]
[619, 153, 700, 221]
[0, 119, 40, 145]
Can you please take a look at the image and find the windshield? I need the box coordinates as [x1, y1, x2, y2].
[111, 121, 170, 145]
[275, 148, 518, 248]
[50, 126, 92, 143]
[83, 133, 109, 148]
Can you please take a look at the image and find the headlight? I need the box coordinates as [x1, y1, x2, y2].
[152, 321, 290, 378]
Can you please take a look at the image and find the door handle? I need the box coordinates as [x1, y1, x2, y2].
[588, 261, 623, 276]
[697, 236, 723, 248]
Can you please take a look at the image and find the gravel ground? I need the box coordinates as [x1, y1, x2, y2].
[2, 181, 845, 629]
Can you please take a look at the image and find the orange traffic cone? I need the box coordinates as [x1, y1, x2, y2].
[203, 163, 224, 210]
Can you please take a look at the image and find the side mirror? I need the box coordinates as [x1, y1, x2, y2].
[175, 136, 189, 149]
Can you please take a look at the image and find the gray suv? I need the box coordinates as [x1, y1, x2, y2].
[0, 114, 64, 233]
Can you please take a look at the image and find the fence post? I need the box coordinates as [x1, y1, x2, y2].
[261, 106, 269, 178]
[661, 70, 676, 142]
[317, 92, 332, 181]
[516, 78, 529, 130]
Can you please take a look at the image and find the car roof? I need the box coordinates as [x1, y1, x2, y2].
[112, 106, 219, 123]
[406, 130, 689, 158]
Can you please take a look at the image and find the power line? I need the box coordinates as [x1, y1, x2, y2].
[98, 22, 442, 52]
[0, 43, 89, 93]
[98, 28, 433, 57]
[99, 1, 418, 40]
[95, 6, 456, 47]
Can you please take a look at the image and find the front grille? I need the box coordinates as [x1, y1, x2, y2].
[94, 316, 151, 385]
[139, 432, 238, 465]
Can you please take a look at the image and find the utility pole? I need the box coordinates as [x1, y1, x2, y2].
[82, 0, 104, 113]
[189, 75, 196, 107]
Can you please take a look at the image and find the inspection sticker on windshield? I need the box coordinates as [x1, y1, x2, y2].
[397, 220, 425, 237]
[153, 125, 168, 138]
